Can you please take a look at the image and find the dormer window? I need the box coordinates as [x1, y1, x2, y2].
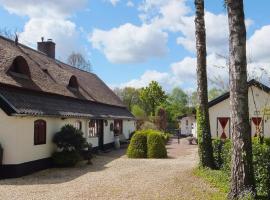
[68, 75, 79, 89]
[9, 56, 31, 78]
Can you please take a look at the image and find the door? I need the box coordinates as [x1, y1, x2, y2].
[97, 120, 104, 150]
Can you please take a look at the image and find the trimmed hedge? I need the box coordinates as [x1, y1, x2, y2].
[127, 131, 147, 158]
[52, 151, 82, 167]
[212, 138, 270, 197]
[147, 132, 167, 158]
[127, 129, 168, 159]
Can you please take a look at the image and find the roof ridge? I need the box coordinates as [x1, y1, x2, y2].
[0, 35, 97, 76]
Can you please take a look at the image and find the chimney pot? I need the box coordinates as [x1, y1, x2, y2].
[37, 39, 55, 59]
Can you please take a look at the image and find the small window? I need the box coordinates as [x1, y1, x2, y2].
[34, 120, 46, 145]
[114, 120, 123, 134]
[68, 75, 79, 89]
[88, 120, 98, 137]
[74, 121, 82, 130]
[9, 56, 31, 78]
[186, 120, 189, 126]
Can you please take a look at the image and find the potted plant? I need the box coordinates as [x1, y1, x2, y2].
[113, 128, 120, 149]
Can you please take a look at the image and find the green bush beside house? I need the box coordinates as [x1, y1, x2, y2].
[127, 131, 148, 158]
[52, 125, 92, 167]
[147, 132, 167, 158]
[210, 138, 270, 198]
[127, 129, 168, 159]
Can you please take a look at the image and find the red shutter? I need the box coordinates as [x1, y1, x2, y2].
[34, 120, 46, 145]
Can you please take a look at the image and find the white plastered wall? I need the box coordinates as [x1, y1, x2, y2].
[209, 86, 270, 139]
[179, 116, 196, 136]
[0, 109, 136, 165]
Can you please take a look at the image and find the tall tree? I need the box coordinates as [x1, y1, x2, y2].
[165, 87, 189, 122]
[139, 81, 167, 116]
[114, 87, 141, 111]
[67, 52, 91, 72]
[194, 0, 214, 168]
[227, 0, 255, 198]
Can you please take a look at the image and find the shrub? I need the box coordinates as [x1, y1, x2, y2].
[147, 132, 167, 158]
[52, 151, 82, 167]
[212, 139, 270, 197]
[127, 129, 168, 158]
[53, 124, 88, 152]
[253, 141, 270, 197]
[52, 125, 91, 167]
[127, 131, 147, 158]
[264, 138, 270, 146]
[212, 139, 224, 169]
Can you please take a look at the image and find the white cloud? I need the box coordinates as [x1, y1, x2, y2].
[107, 0, 120, 6]
[0, 0, 86, 60]
[171, 53, 228, 87]
[0, 0, 86, 18]
[247, 25, 270, 63]
[89, 23, 168, 64]
[177, 12, 229, 54]
[126, 1, 134, 7]
[20, 18, 80, 59]
[118, 70, 181, 90]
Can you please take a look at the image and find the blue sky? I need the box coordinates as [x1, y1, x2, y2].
[0, 0, 270, 92]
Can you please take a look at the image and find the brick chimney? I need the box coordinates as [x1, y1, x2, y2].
[37, 37, 55, 59]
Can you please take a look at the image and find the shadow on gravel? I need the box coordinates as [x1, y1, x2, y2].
[0, 148, 127, 186]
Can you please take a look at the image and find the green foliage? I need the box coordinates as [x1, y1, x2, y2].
[194, 167, 230, 194]
[147, 132, 167, 158]
[196, 106, 215, 168]
[264, 138, 270, 146]
[212, 139, 232, 171]
[127, 129, 168, 159]
[53, 124, 88, 152]
[52, 151, 82, 167]
[208, 88, 224, 101]
[114, 87, 141, 111]
[52, 125, 91, 167]
[212, 139, 270, 198]
[140, 121, 158, 130]
[252, 141, 270, 197]
[163, 87, 189, 122]
[131, 105, 146, 119]
[139, 81, 167, 115]
[127, 131, 147, 158]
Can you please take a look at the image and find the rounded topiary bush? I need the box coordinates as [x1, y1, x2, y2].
[52, 151, 82, 167]
[147, 132, 167, 158]
[127, 132, 147, 158]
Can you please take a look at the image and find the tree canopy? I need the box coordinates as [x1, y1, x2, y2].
[139, 81, 167, 115]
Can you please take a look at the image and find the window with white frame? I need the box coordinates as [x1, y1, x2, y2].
[88, 120, 98, 137]
[74, 120, 82, 130]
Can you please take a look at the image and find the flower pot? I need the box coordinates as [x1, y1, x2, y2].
[114, 136, 120, 149]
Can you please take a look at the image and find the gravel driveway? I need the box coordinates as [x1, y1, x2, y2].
[0, 138, 220, 200]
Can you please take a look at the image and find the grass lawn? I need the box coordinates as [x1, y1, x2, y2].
[193, 167, 229, 199]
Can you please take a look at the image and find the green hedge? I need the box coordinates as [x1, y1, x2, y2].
[52, 151, 82, 167]
[212, 138, 270, 197]
[127, 129, 167, 159]
[127, 131, 147, 158]
[147, 132, 167, 158]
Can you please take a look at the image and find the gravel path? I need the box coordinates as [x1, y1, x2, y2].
[0, 137, 220, 200]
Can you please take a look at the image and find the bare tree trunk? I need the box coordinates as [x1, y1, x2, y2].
[194, 0, 214, 168]
[227, 0, 256, 198]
